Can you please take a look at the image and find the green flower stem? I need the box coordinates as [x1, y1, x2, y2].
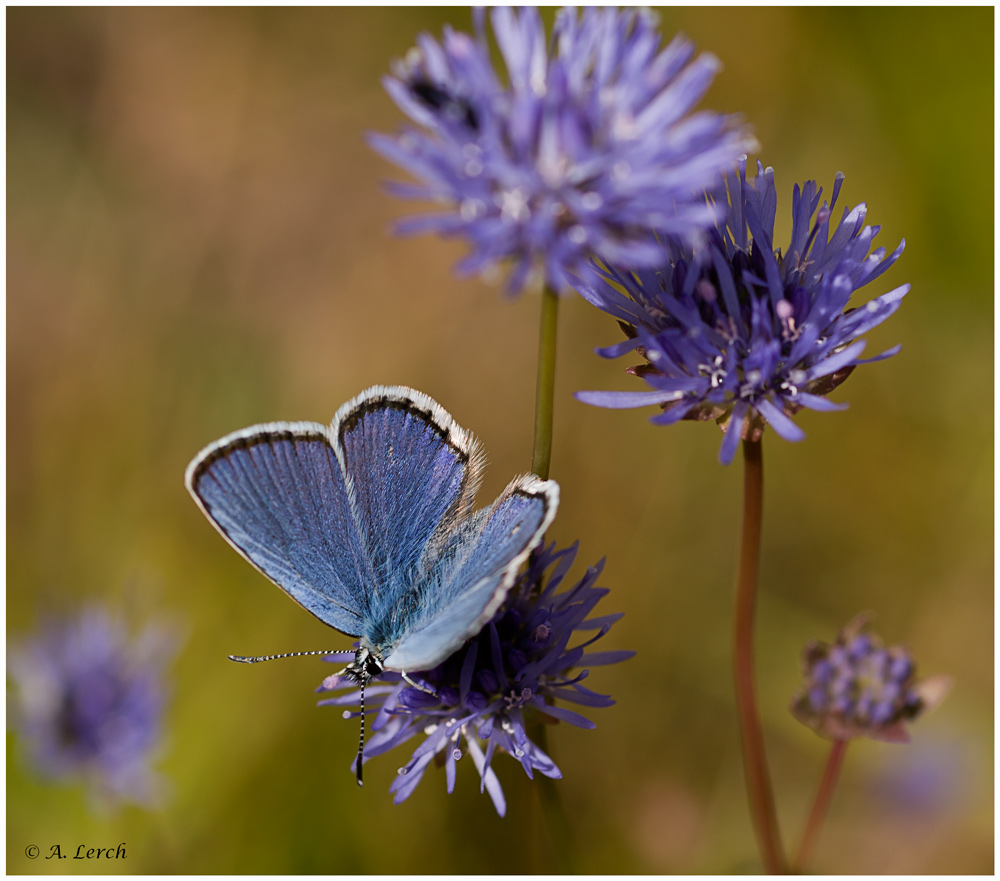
[527, 284, 572, 870]
[530, 721, 577, 872]
[793, 738, 847, 873]
[734, 439, 786, 874]
[531, 286, 560, 481]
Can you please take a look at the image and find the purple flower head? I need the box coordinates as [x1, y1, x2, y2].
[8, 607, 176, 807]
[576, 158, 909, 464]
[791, 614, 950, 744]
[370, 7, 753, 295]
[317, 541, 634, 816]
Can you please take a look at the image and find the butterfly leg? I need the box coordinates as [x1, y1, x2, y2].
[402, 671, 437, 696]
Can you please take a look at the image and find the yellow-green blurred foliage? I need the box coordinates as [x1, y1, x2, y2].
[7, 7, 992, 874]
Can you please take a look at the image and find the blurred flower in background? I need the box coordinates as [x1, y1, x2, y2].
[576, 158, 908, 464]
[317, 542, 634, 815]
[791, 613, 950, 743]
[370, 6, 753, 295]
[8, 606, 177, 808]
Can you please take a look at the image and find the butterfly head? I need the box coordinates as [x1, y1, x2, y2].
[343, 644, 385, 686]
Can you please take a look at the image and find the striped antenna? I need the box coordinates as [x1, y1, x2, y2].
[229, 647, 369, 788]
[355, 678, 367, 787]
[228, 650, 344, 664]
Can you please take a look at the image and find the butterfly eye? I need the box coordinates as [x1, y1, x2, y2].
[364, 654, 384, 679]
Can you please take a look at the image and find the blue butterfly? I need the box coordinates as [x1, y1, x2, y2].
[186, 385, 559, 781]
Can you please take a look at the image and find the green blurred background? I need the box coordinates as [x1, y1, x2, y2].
[7, 7, 992, 873]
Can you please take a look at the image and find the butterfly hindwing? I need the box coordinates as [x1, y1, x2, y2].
[186, 423, 373, 635]
[382, 474, 559, 672]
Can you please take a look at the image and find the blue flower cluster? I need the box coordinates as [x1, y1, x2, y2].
[371, 7, 752, 294]
[8, 608, 175, 806]
[791, 615, 949, 743]
[317, 542, 633, 815]
[576, 158, 909, 463]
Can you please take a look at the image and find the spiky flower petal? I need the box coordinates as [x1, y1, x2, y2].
[371, 7, 753, 295]
[317, 542, 633, 815]
[576, 158, 908, 464]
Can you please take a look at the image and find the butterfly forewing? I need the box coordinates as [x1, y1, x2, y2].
[334, 388, 483, 621]
[186, 424, 373, 635]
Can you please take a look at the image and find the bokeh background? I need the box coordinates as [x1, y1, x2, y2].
[7, 7, 993, 874]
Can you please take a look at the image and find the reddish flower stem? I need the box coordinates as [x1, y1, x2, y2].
[734, 439, 786, 873]
[793, 738, 848, 873]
